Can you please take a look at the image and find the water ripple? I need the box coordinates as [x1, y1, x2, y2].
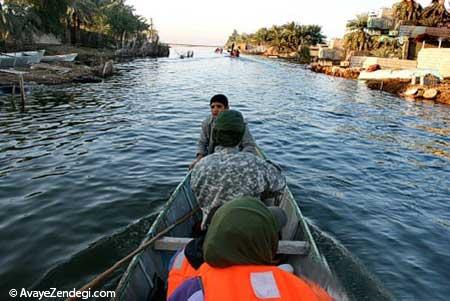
[0, 48, 449, 300]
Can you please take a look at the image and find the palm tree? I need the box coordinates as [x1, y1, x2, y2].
[300, 25, 325, 46]
[420, 0, 450, 26]
[254, 27, 270, 45]
[281, 21, 298, 50]
[392, 0, 423, 26]
[344, 14, 371, 51]
[0, 1, 41, 49]
[104, 1, 149, 48]
[268, 25, 287, 50]
[65, 0, 98, 44]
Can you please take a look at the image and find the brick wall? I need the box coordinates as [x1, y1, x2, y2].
[417, 48, 450, 78]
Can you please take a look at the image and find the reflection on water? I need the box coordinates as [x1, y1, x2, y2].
[1, 47, 449, 300]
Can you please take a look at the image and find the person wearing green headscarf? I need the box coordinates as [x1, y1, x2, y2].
[168, 198, 334, 301]
[190, 110, 286, 229]
[203, 197, 285, 267]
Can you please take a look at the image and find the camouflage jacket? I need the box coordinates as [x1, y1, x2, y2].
[196, 115, 257, 156]
[190, 146, 287, 227]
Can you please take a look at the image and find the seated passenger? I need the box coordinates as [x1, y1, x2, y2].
[190, 109, 286, 228]
[189, 94, 257, 170]
[167, 203, 286, 297]
[168, 197, 333, 301]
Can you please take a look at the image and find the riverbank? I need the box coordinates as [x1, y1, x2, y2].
[365, 79, 450, 105]
[1, 56, 449, 301]
[0, 43, 169, 87]
[307, 62, 450, 105]
[309, 63, 361, 80]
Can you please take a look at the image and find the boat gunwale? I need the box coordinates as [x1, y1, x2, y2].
[115, 147, 332, 299]
[114, 172, 195, 299]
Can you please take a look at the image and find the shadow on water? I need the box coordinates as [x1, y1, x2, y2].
[31, 213, 159, 300]
[310, 223, 394, 301]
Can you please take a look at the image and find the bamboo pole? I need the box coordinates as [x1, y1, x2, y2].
[19, 74, 25, 111]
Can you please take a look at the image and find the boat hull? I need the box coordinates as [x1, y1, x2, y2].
[114, 149, 334, 300]
[41, 53, 78, 62]
[0, 50, 45, 66]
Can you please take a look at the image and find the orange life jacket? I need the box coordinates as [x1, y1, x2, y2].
[168, 263, 333, 301]
[196, 263, 332, 301]
[167, 248, 198, 297]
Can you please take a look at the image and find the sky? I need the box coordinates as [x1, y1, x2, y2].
[127, 0, 435, 46]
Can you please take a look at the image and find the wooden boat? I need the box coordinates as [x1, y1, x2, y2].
[41, 53, 78, 62]
[14, 56, 30, 67]
[22, 50, 45, 64]
[0, 56, 17, 68]
[0, 50, 45, 66]
[114, 149, 342, 300]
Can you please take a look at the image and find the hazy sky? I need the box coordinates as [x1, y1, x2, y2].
[127, 0, 433, 45]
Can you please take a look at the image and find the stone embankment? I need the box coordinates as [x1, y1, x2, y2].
[309, 63, 361, 80]
[309, 60, 450, 106]
[366, 79, 450, 105]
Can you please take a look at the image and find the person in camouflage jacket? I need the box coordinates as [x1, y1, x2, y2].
[190, 110, 286, 229]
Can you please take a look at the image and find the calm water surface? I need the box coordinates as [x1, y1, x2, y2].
[1, 47, 449, 300]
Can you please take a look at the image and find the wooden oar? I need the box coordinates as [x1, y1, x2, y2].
[66, 207, 201, 301]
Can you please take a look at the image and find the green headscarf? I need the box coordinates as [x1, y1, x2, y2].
[203, 197, 279, 268]
[213, 110, 245, 147]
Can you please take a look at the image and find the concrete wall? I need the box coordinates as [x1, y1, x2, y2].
[350, 56, 417, 70]
[417, 48, 450, 78]
[350, 56, 366, 67]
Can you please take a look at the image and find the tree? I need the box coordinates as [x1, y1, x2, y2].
[420, 0, 450, 26]
[344, 14, 371, 51]
[0, 1, 41, 48]
[104, 1, 149, 48]
[302, 25, 325, 46]
[29, 0, 68, 36]
[225, 21, 325, 53]
[65, 0, 98, 44]
[392, 0, 423, 26]
[254, 27, 270, 45]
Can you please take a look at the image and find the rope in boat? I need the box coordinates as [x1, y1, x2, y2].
[66, 207, 201, 301]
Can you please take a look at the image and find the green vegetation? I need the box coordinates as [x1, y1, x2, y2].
[0, 0, 155, 49]
[343, 14, 402, 58]
[227, 21, 325, 51]
[343, 1, 449, 58]
[392, 0, 423, 25]
[343, 14, 371, 52]
[391, 0, 449, 27]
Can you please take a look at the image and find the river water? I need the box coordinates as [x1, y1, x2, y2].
[1, 47, 449, 300]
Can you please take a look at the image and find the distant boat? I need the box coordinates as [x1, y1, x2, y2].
[41, 53, 78, 63]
